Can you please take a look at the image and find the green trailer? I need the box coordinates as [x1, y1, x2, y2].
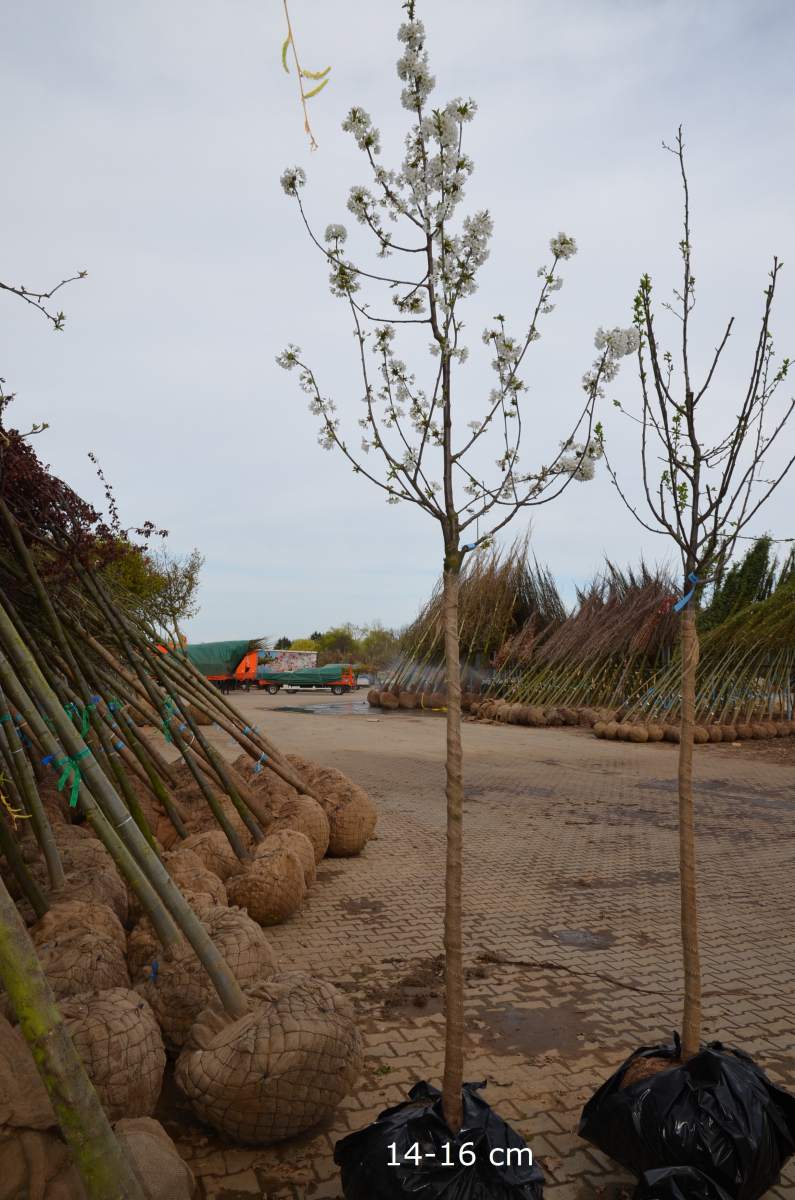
[255, 663, 357, 695]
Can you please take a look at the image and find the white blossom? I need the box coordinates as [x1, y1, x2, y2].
[342, 107, 381, 154]
[276, 345, 300, 370]
[550, 232, 577, 260]
[280, 166, 306, 196]
[594, 326, 640, 358]
[324, 223, 348, 244]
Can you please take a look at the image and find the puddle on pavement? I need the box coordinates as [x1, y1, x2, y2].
[544, 928, 615, 950]
[273, 699, 371, 716]
[476, 998, 594, 1058]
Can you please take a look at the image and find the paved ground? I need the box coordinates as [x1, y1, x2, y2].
[167, 690, 795, 1199]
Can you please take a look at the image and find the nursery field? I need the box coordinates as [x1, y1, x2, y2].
[169, 692, 795, 1199]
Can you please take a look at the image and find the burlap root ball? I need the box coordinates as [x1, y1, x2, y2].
[115, 1117, 196, 1199]
[706, 723, 724, 743]
[126, 847, 227, 928]
[136, 904, 277, 1050]
[36, 928, 130, 1001]
[263, 830, 316, 888]
[267, 795, 330, 863]
[735, 723, 753, 739]
[175, 972, 362, 1144]
[284, 757, 375, 858]
[180, 830, 243, 881]
[165, 848, 228, 907]
[663, 725, 681, 743]
[367, 689, 381, 707]
[59, 988, 165, 1120]
[379, 691, 399, 710]
[226, 846, 306, 927]
[627, 724, 649, 743]
[721, 725, 738, 741]
[126, 891, 219, 983]
[646, 724, 665, 742]
[398, 692, 418, 710]
[31, 900, 126, 954]
[602, 721, 619, 740]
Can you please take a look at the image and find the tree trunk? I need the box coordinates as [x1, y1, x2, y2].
[441, 562, 464, 1132]
[678, 599, 702, 1059]
[0, 876, 145, 1199]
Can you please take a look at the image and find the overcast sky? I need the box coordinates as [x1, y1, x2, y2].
[3, 0, 794, 642]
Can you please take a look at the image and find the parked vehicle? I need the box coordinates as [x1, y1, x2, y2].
[355, 673, 372, 688]
[256, 663, 357, 695]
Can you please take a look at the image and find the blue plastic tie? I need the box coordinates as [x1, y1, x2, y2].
[674, 572, 700, 612]
[150, 960, 159, 983]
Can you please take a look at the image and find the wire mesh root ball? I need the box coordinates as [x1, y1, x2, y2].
[114, 1117, 196, 1199]
[180, 829, 243, 881]
[226, 845, 306, 926]
[262, 829, 317, 888]
[175, 972, 362, 1144]
[267, 795, 330, 863]
[31, 899, 127, 954]
[35, 927, 130, 1001]
[136, 904, 277, 1051]
[59, 988, 166, 1120]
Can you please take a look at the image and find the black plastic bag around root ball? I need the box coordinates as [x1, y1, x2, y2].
[335, 1081, 544, 1199]
[578, 1037, 795, 1200]
[634, 1166, 735, 1200]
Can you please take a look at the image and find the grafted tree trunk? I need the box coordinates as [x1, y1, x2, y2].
[678, 599, 702, 1058]
[441, 560, 464, 1132]
[0, 876, 145, 1199]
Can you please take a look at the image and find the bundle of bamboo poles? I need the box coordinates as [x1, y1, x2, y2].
[0, 428, 372, 1195]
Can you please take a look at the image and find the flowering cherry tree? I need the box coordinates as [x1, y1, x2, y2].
[278, 2, 635, 1131]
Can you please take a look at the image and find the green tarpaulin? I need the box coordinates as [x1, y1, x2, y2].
[256, 663, 351, 686]
[179, 640, 255, 677]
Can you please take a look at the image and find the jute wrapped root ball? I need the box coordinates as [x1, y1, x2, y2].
[31, 899, 126, 953]
[114, 1117, 196, 1200]
[180, 829, 242, 881]
[137, 905, 277, 1050]
[175, 973, 362, 1144]
[59, 988, 166, 1120]
[128, 847, 227, 927]
[35, 927, 130, 1001]
[227, 844, 306, 927]
[127, 891, 218, 983]
[264, 829, 317, 888]
[268, 795, 330, 863]
[286, 757, 376, 857]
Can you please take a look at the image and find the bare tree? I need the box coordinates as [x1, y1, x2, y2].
[600, 128, 795, 1059]
[278, 2, 636, 1130]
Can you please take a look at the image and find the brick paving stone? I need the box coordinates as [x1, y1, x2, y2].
[171, 703, 795, 1198]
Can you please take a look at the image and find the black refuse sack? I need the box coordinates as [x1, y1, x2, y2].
[578, 1037, 795, 1200]
[335, 1080, 544, 1199]
[634, 1166, 734, 1200]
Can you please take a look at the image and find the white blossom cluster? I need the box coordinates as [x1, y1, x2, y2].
[341, 107, 381, 155]
[280, 166, 306, 196]
[554, 438, 604, 482]
[324, 224, 348, 245]
[582, 325, 639, 396]
[397, 18, 435, 111]
[550, 232, 577, 260]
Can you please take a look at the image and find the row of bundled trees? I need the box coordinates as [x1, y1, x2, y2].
[386, 536, 794, 722]
[0, 293, 369, 1194]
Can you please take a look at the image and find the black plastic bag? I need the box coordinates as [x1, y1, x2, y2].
[335, 1081, 544, 1199]
[578, 1037, 795, 1200]
[634, 1166, 734, 1199]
